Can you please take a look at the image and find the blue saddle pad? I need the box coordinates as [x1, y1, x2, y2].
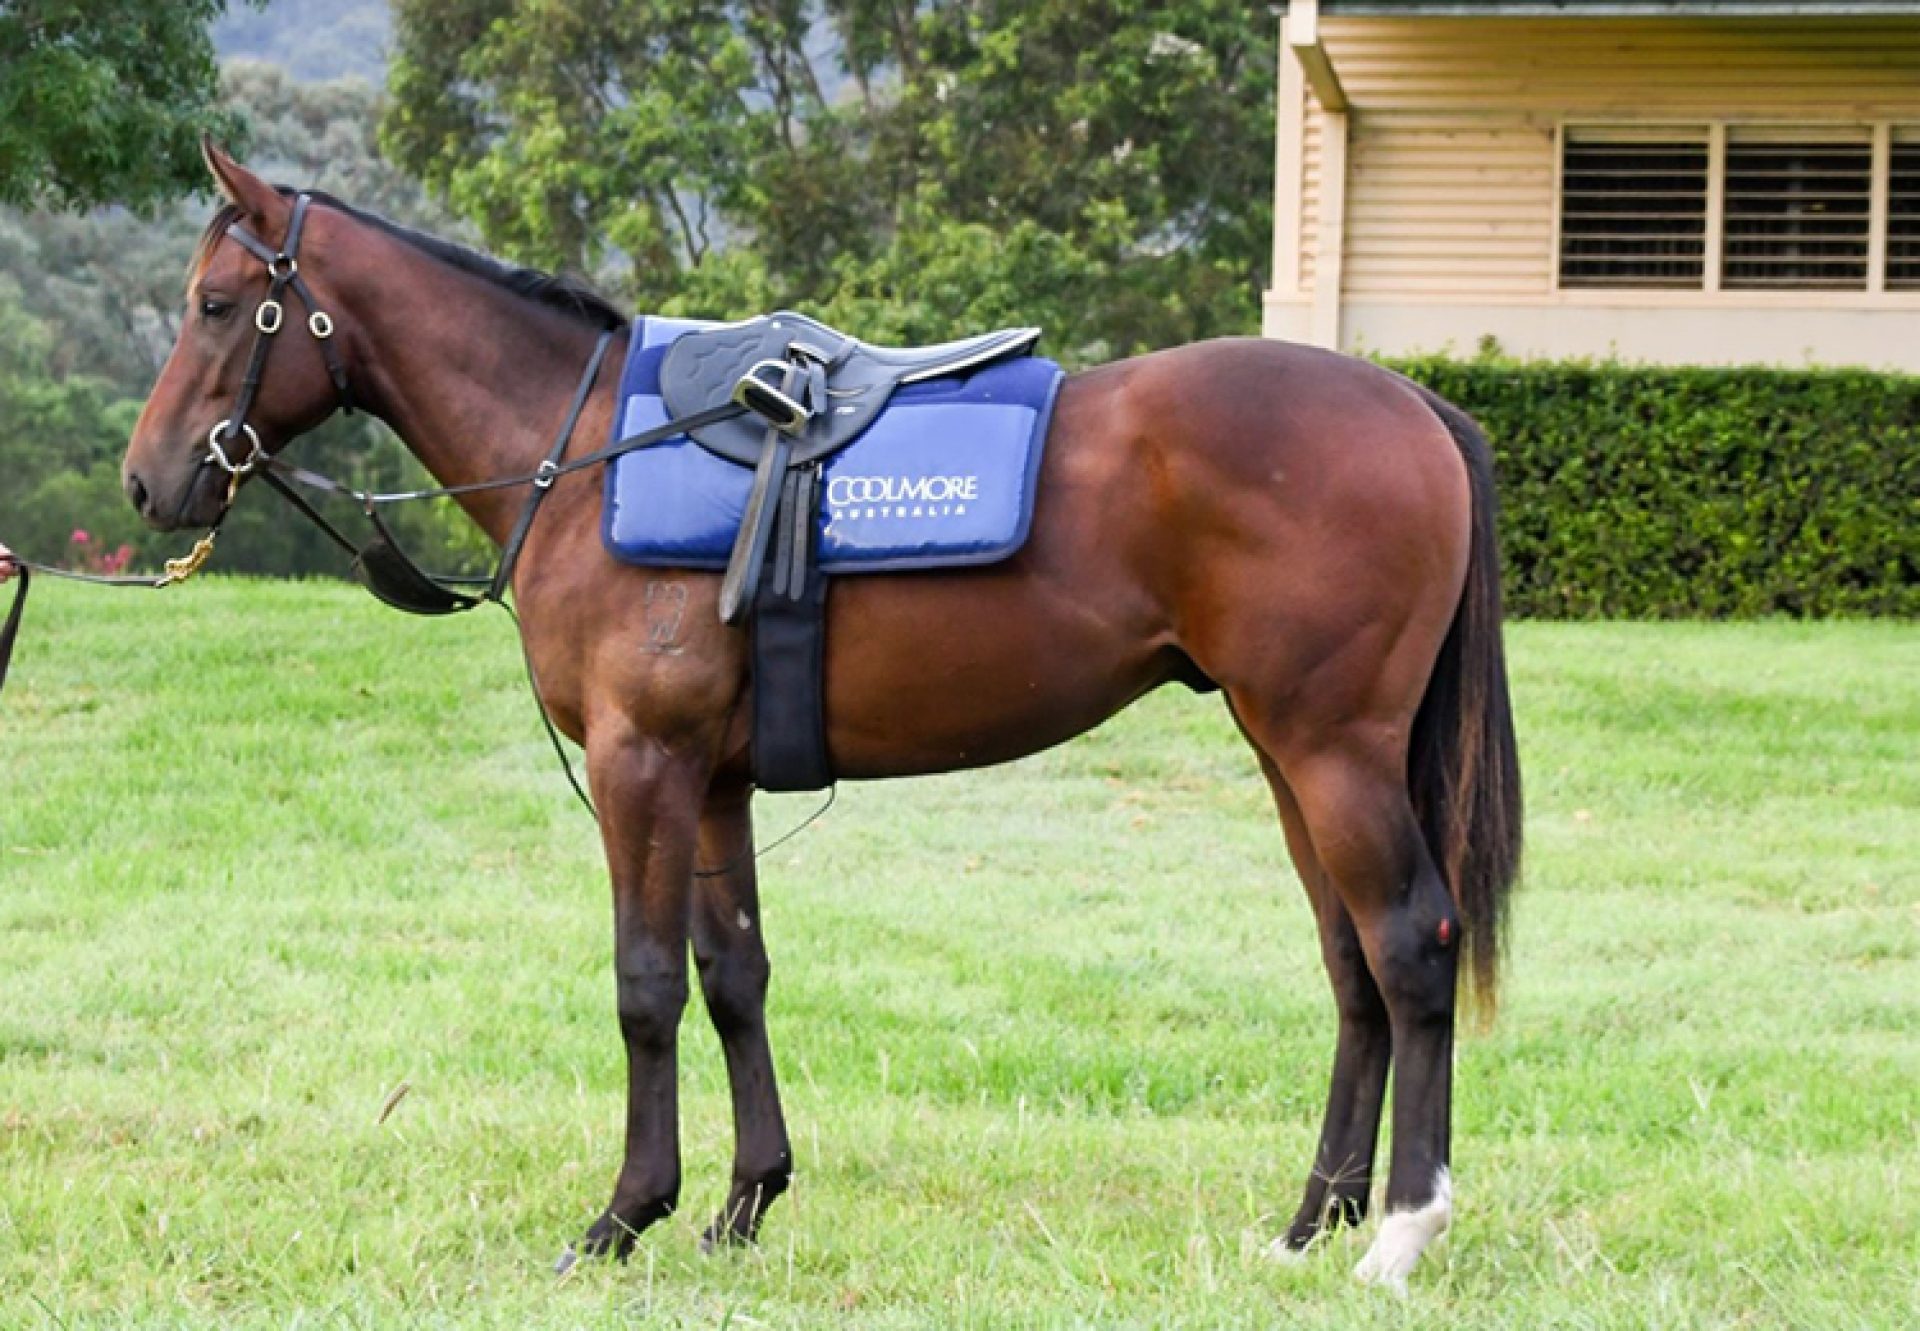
[603, 317, 1063, 573]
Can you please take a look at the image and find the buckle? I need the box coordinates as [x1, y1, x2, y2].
[254, 299, 284, 334]
[732, 359, 810, 435]
[534, 459, 560, 490]
[309, 310, 334, 339]
[206, 420, 263, 474]
[266, 254, 299, 281]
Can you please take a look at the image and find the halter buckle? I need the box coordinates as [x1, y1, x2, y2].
[207, 421, 264, 475]
[266, 253, 299, 281]
[255, 299, 284, 334]
[534, 459, 560, 491]
[309, 310, 334, 339]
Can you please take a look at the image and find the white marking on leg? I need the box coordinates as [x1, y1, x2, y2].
[1354, 1167, 1451, 1294]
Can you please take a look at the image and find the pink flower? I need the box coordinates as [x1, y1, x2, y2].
[71, 529, 91, 544]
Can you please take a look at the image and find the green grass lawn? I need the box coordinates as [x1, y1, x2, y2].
[1, 580, 1914, 1329]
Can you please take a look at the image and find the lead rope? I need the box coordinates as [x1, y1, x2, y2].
[0, 468, 241, 698]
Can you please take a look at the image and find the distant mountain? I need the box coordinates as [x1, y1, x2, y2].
[214, 0, 391, 84]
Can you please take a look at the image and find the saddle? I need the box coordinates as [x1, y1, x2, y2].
[660, 312, 1041, 622]
[654, 311, 1043, 791]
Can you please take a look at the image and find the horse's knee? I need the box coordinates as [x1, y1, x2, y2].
[694, 896, 772, 1037]
[697, 947, 770, 1038]
[616, 951, 689, 1051]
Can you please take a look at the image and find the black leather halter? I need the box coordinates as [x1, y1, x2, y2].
[0, 194, 635, 713]
[212, 192, 357, 476]
[0, 193, 747, 806]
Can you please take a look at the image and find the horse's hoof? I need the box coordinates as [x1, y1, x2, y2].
[1352, 1169, 1450, 1294]
[558, 1212, 639, 1275]
[1263, 1236, 1311, 1266]
[699, 1221, 753, 1255]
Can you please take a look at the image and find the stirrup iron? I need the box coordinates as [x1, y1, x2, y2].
[732, 360, 812, 436]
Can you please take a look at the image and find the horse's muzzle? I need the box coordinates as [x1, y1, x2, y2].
[124, 471, 153, 522]
[126, 460, 224, 532]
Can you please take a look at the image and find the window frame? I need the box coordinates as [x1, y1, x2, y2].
[1556, 124, 1713, 292]
[1554, 119, 1915, 301]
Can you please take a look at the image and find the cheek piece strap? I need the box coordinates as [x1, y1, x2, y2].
[216, 192, 356, 474]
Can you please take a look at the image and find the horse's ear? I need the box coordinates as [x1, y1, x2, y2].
[200, 136, 281, 225]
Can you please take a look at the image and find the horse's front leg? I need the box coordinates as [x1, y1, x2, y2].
[560, 730, 712, 1272]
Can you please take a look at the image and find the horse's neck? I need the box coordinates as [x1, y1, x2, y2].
[342, 247, 614, 546]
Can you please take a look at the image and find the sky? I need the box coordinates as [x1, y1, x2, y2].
[213, 0, 392, 83]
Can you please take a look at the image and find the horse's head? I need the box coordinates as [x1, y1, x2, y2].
[124, 142, 352, 531]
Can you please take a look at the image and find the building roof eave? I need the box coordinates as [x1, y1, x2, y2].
[1288, 0, 1350, 110]
[1316, 2, 1920, 16]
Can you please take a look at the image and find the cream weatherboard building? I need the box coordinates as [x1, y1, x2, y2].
[1265, 0, 1920, 369]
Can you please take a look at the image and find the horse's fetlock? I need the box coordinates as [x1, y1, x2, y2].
[612, 1183, 680, 1230]
[739, 1151, 793, 1199]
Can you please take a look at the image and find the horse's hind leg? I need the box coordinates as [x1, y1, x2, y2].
[1243, 712, 1460, 1290]
[690, 780, 793, 1248]
[1249, 754, 1391, 1257]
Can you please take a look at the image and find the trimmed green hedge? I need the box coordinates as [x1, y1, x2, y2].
[1391, 358, 1920, 618]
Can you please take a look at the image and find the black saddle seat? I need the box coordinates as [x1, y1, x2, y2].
[660, 311, 1042, 466]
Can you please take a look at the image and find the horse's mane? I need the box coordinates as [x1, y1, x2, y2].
[189, 189, 629, 332]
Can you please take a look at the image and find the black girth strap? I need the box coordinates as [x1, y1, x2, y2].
[749, 460, 831, 791]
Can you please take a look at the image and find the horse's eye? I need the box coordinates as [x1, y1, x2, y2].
[200, 297, 235, 322]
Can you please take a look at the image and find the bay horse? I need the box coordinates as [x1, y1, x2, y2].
[121, 145, 1521, 1290]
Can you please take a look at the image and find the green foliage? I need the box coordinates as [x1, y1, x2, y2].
[0, 1, 254, 213]
[1395, 356, 1920, 618]
[0, 281, 148, 561]
[382, 0, 1276, 363]
[0, 63, 489, 580]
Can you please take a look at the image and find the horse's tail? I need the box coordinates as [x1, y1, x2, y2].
[1408, 386, 1523, 1019]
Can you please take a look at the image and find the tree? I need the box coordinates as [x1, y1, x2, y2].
[382, 0, 1275, 364]
[0, 1, 254, 213]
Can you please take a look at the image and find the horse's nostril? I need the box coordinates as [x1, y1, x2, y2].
[126, 473, 149, 515]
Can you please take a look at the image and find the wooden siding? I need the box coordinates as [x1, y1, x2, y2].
[1346, 114, 1556, 294]
[1304, 16, 1920, 299]
[1301, 101, 1324, 288]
